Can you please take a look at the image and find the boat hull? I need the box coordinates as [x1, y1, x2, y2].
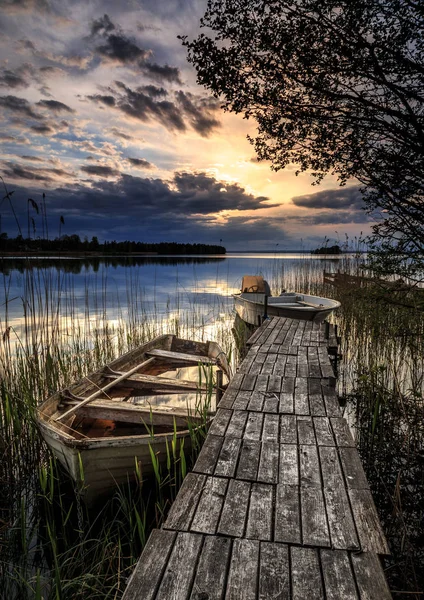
[36, 333, 230, 505]
[234, 293, 339, 325]
[38, 416, 195, 504]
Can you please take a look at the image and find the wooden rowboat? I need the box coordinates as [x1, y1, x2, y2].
[37, 334, 231, 504]
[234, 275, 341, 325]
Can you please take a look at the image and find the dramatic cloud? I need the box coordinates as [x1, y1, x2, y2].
[2, 161, 73, 182]
[127, 157, 154, 169]
[86, 94, 116, 107]
[142, 63, 182, 84]
[0, 95, 41, 119]
[36, 99, 75, 113]
[176, 91, 220, 136]
[291, 186, 364, 210]
[88, 82, 221, 136]
[80, 165, 121, 177]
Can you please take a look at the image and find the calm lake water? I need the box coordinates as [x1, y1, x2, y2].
[0, 252, 345, 340]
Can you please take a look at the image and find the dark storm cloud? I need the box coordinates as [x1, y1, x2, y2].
[114, 83, 186, 132]
[36, 99, 75, 113]
[96, 33, 150, 65]
[288, 210, 371, 225]
[127, 157, 154, 169]
[138, 85, 168, 98]
[0, 67, 30, 89]
[292, 186, 364, 210]
[0, 95, 41, 119]
[88, 83, 221, 136]
[80, 165, 120, 177]
[20, 155, 44, 161]
[2, 161, 73, 182]
[142, 63, 182, 84]
[176, 91, 220, 137]
[91, 14, 115, 36]
[86, 94, 116, 107]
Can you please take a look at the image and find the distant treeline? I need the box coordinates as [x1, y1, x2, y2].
[0, 234, 226, 255]
[0, 255, 225, 275]
[311, 245, 342, 255]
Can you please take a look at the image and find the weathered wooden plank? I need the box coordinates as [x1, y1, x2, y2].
[226, 411, 248, 438]
[226, 372, 244, 392]
[262, 413, 279, 442]
[322, 382, 341, 416]
[273, 354, 287, 375]
[268, 374, 282, 393]
[279, 444, 298, 485]
[349, 489, 390, 554]
[247, 391, 264, 411]
[339, 447, 370, 489]
[262, 392, 279, 413]
[244, 412, 264, 440]
[319, 446, 344, 488]
[164, 473, 206, 531]
[246, 483, 273, 541]
[218, 479, 251, 537]
[193, 434, 223, 475]
[280, 376, 295, 413]
[233, 390, 252, 410]
[155, 531, 203, 600]
[261, 354, 277, 374]
[225, 539, 260, 600]
[324, 487, 359, 550]
[292, 320, 306, 346]
[218, 387, 237, 409]
[330, 418, 355, 447]
[297, 348, 309, 378]
[307, 347, 322, 378]
[309, 393, 327, 416]
[237, 439, 261, 480]
[254, 373, 268, 392]
[320, 447, 359, 549]
[299, 445, 321, 487]
[258, 441, 279, 484]
[258, 542, 290, 600]
[297, 416, 316, 445]
[190, 536, 232, 600]
[294, 377, 309, 414]
[191, 477, 228, 534]
[285, 355, 297, 377]
[351, 552, 392, 600]
[313, 417, 335, 446]
[317, 347, 335, 378]
[291, 547, 324, 600]
[237, 353, 256, 374]
[214, 436, 242, 478]
[275, 485, 301, 544]
[242, 373, 257, 391]
[122, 529, 176, 600]
[208, 409, 231, 437]
[320, 549, 359, 600]
[280, 414, 297, 444]
[300, 486, 331, 547]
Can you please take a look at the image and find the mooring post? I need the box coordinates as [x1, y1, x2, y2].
[325, 320, 330, 339]
[263, 294, 268, 321]
[216, 369, 223, 406]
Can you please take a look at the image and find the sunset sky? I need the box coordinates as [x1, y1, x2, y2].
[0, 0, 373, 250]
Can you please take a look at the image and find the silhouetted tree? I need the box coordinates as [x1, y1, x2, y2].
[182, 0, 424, 279]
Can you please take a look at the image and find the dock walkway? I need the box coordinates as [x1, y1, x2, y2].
[123, 317, 392, 600]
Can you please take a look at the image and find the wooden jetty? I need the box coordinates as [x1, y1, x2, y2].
[123, 317, 392, 600]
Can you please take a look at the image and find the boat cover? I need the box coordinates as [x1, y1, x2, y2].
[241, 275, 269, 293]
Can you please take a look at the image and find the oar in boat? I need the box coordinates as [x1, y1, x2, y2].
[56, 357, 156, 422]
